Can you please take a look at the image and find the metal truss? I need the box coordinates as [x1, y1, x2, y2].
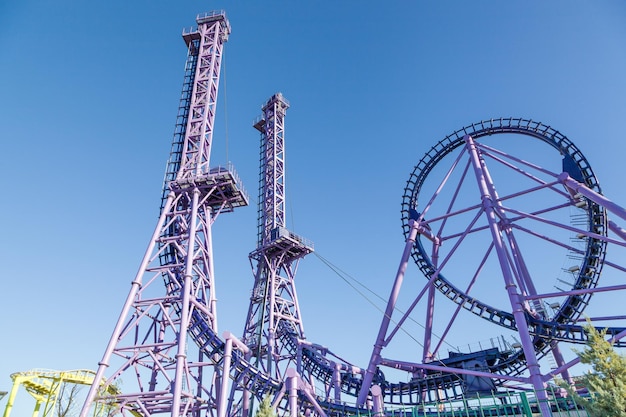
[79, 11, 248, 417]
[231, 94, 314, 417]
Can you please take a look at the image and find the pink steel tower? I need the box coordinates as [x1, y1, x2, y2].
[79, 11, 248, 417]
[240, 93, 313, 394]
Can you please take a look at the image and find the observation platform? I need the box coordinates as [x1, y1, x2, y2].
[250, 226, 314, 261]
[168, 163, 249, 212]
[182, 10, 231, 47]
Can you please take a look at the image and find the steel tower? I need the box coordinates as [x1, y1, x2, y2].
[242, 93, 313, 382]
[80, 11, 248, 417]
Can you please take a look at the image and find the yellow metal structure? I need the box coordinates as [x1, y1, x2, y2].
[2, 369, 118, 417]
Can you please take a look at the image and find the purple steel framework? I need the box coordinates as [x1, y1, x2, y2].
[71, 16, 626, 416]
[79, 11, 248, 417]
[230, 94, 313, 416]
[356, 119, 626, 417]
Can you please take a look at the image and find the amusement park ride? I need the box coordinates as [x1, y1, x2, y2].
[7, 10, 626, 417]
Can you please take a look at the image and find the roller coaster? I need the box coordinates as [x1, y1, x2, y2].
[3, 369, 118, 417]
[64, 10, 626, 417]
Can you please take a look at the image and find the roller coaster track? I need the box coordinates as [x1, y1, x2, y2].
[395, 118, 626, 389]
[3, 369, 119, 417]
[193, 119, 626, 409]
[79, 10, 626, 415]
[188, 312, 282, 398]
[171, 119, 626, 410]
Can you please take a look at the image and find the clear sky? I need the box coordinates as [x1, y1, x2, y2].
[2, 0, 626, 414]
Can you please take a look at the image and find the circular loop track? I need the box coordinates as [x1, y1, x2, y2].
[401, 118, 608, 375]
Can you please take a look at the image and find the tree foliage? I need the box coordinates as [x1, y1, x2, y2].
[562, 322, 626, 417]
[97, 382, 122, 417]
[255, 396, 276, 417]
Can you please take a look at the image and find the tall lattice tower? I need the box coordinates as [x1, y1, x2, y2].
[80, 11, 248, 417]
[241, 93, 314, 383]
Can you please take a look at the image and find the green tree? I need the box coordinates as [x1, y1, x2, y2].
[561, 321, 626, 417]
[255, 396, 276, 417]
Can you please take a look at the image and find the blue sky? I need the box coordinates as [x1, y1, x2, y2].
[2, 0, 626, 413]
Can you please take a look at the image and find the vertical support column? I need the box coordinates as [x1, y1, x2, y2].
[371, 385, 384, 417]
[207, 207, 218, 329]
[423, 239, 440, 362]
[171, 188, 200, 417]
[333, 363, 342, 402]
[2, 377, 21, 417]
[358, 219, 420, 405]
[31, 402, 41, 417]
[286, 369, 299, 417]
[422, 285, 436, 362]
[268, 262, 277, 375]
[220, 332, 250, 417]
[464, 135, 551, 417]
[219, 337, 235, 417]
[242, 351, 251, 417]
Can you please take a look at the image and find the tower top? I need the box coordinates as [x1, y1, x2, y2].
[182, 10, 231, 46]
[262, 92, 290, 111]
[196, 10, 230, 32]
[254, 93, 290, 132]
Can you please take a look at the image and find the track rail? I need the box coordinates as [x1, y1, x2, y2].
[188, 119, 626, 409]
[400, 118, 624, 380]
